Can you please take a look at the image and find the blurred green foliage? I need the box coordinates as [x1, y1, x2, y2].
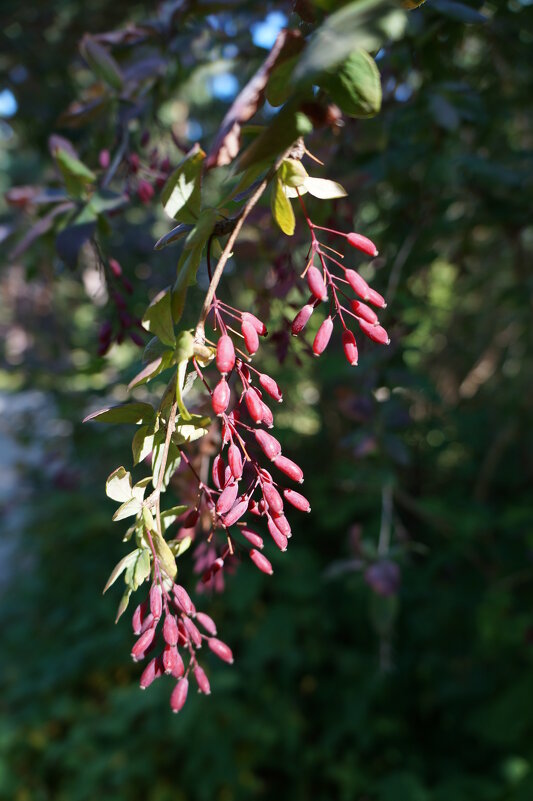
[1, 1, 533, 800]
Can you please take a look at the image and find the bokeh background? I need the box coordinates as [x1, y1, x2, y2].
[1, 1, 533, 799]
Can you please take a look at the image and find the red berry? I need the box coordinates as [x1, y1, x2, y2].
[351, 299, 378, 324]
[98, 149, 111, 169]
[255, 429, 281, 461]
[259, 373, 282, 402]
[241, 320, 259, 354]
[170, 678, 189, 712]
[149, 584, 162, 621]
[131, 626, 156, 662]
[365, 287, 387, 309]
[216, 481, 239, 515]
[244, 387, 263, 424]
[240, 527, 264, 549]
[194, 665, 211, 694]
[216, 334, 235, 374]
[267, 516, 288, 551]
[291, 304, 314, 335]
[283, 488, 311, 513]
[137, 179, 155, 204]
[342, 329, 358, 365]
[212, 454, 225, 490]
[173, 584, 195, 616]
[250, 549, 273, 575]
[212, 378, 230, 415]
[313, 316, 334, 356]
[195, 612, 217, 636]
[345, 269, 370, 300]
[222, 498, 248, 527]
[262, 482, 284, 515]
[208, 637, 234, 664]
[163, 644, 184, 677]
[358, 319, 390, 344]
[273, 454, 304, 483]
[346, 232, 378, 257]
[163, 613, 179, 646]
[242, 311, 267, 335]
[139, 657, 163, 689]
[307, 266, 328, 301]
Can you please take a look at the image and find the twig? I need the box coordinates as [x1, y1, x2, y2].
[195, 148, 291, 342]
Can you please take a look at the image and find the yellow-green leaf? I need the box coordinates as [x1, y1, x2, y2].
[271, 177, 295, 236]
[143, 286, 176, 347]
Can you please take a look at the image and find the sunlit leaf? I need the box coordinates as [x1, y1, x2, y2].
[303, 177, 347, 199]
[103, 550, 138, 593]
[106, 467, 133, 503]
[271, 177, 295, 236]
[142, 286, 176, 347]
[83, 402, 155, 425]
[161, 145, 205, 223]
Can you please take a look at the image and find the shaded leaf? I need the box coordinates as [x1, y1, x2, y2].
[206, 29, 303, 169]
[238, 102, 313, 171]
[80, 35, 124, 90]
[83, 402, 155, 425]
[266, 56, 300, 107]
[142, 287, 176, 347]
[115, 588, 132, 623]
[319, 49, 382, 118]
[430, 0, 487, 23]
[161, 145, 204, 223]
[153, 222, 193, 251]
[132, 426, 155, 466]
[56, 222, 96, 269]
[8, 202, 74, 261]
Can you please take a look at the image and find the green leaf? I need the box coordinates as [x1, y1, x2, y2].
[142, 286, 176, 347]
[132, 425, 155, 466]
[271, 177, 295, 236]
[171, 244, 204, 322]
[128, 354, 174, 392]
[112, 497, 142, 521]
[280, 158, 308, 188]
[152, 532, 177, 580]
[238, 103, 313, 171]
[103, 550, 138, 593]
[303, 177, 348, 199]
[83, 402, 155, 425]
[184, 208, 217, 250]
[170, 536, 193, 558]
[80, 35, 123, 91]
[292, 0, 407, 84]
[266, 56, 299, 107]
[128, 548, 151, 591]
[106, 467, 133, 503]
[161, 145, 205, 223]
[154, 223, 193, 250]
[151, 437, 181, 490]
[115, 588, 132, 623]
[174, 331, 195, 422]
[54, 148, 96, 183]
[319, 49, 382, 118]
[173, 414, 211, 446]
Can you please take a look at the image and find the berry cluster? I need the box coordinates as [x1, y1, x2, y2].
[97, 258, 144, 355]
[131, 579, 233, 712]
[291, 194, 389, 364]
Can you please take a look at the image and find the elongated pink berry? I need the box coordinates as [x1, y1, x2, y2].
[173, 584, 195, 616]
[241, 320, 259, 355]
[242, 311, 267, 336]
[273, 454, 304, 483]
[196, 612, 217, 636]
[346, 232, 378, 257]
[223, 498, 248, 527]
[241, 527, 264, 549]
[149, 584, 162, 621]
[170, 678, 189, 712]
[272, 513, 291, 538]
[283, 488, 311, 513]
[250, 548, 273, 575]
[212, 378, 230, 415]
[351, 299, 378, 324]
[365, 287, 387, 308]
[342, 329, 358, 365]
[245, 388, 263, 424]
[217, 481, 239, 515]
[307, 266, 327, 301]
[259, 373, 282, 402]
[291, 304, 314, 335]
[262, 482, 284, 515]
[163, 613, 179, 646]
[132, 602, 147, 636]
[359, 319, 390, 344]
[260, 401, 274, 428]
[182, 616, 202, 648]
[345, 269, 370, 300]
[194, 665, 211, 694]
[267, 516, 288, 551]
[140, 613, 154, 634]
[131, 626, 156, 662]
[208, 637, 234, 664]
[228, 443, 243, 479]
[140, 657, 163, 689]
[313, 316, 334, 356]
[163, 644, 184, 677]
[212, 454, 225, 490]
[216, 334, 235, 374]
[255, 429, 281, 460]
